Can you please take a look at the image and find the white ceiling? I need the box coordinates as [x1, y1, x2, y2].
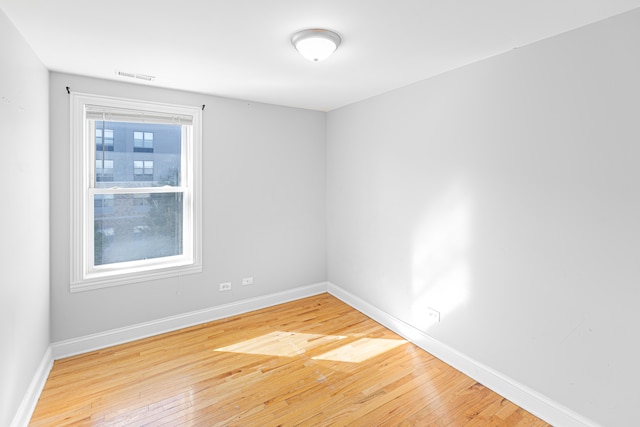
[2, 0, 640, 111]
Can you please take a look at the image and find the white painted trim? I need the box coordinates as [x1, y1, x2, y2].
[52, 282, 328, 359]
[326, 282, 599, 427]
[10, 346, 53, 427]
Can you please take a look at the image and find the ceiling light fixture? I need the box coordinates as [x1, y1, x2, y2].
[291, 29, 341, 62]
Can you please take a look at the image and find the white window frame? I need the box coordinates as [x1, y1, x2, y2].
[70, 93, 202, 292]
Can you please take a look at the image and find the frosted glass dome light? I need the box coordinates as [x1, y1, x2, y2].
[292, 29, 342, 62]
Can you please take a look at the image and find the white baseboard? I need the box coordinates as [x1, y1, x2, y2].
[52, 282, 328, 360]
[326, 282, 599, 427]
[10, 346, 53, 427]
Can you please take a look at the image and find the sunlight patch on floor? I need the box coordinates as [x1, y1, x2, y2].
[214, 331, 345, 357]
[215, 331, 406, 363]
[312, 338, 407, 363]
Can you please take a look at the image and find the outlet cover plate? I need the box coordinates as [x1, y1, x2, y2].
[427, 307, 441, 322]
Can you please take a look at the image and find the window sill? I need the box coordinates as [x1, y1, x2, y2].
[70, 262, 202, 293]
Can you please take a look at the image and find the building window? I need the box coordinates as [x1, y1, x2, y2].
[133, 160, 154, 180]
[71, 93, 202, 292]
[96, 159, 114, 181]
[134, 131, 154, 152]
[96, 128, 114, 151]
[94, 194, 114, 210]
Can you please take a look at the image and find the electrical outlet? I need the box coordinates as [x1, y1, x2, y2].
[427, 307, 441, 323]
[219, 282, 232, 291]
[242, 277, 254, 286]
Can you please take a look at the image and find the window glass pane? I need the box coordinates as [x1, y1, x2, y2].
[96, 157, 115, 181]
[133, 193, 150, 208]
[93, 121, 181, 188]
[96, 159, 113, 168]
[134, 131, 154, 150]
[94, 192, 183, 266]
[96, 125, 115, 151]
[94, 194, 115, 214]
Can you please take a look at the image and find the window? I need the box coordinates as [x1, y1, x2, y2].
[133, 160, 154, 180]
[94, 194, 114, 209]
[96, 159, 114, 181]
[96, 128, 114, 151]
[71, 93, 202, 291]
[134, 131, 154, 152]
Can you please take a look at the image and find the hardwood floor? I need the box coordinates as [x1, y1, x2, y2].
[31, 294, 550, 426]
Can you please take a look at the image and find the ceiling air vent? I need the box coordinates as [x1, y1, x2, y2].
[115, 70, 156, 82]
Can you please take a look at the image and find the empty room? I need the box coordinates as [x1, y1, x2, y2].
[2, 1, 640, 426]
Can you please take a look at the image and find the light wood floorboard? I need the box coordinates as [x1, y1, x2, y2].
[30, 294, 551, 426]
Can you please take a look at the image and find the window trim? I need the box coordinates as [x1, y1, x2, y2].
[70, 92, 202, 292]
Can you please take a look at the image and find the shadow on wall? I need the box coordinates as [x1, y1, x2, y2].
[411, 183, 472, 330]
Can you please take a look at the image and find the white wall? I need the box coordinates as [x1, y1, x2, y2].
[0, 9, 50, 427]
[50, 73, 326, 342]
[327, 8, 640, 426]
